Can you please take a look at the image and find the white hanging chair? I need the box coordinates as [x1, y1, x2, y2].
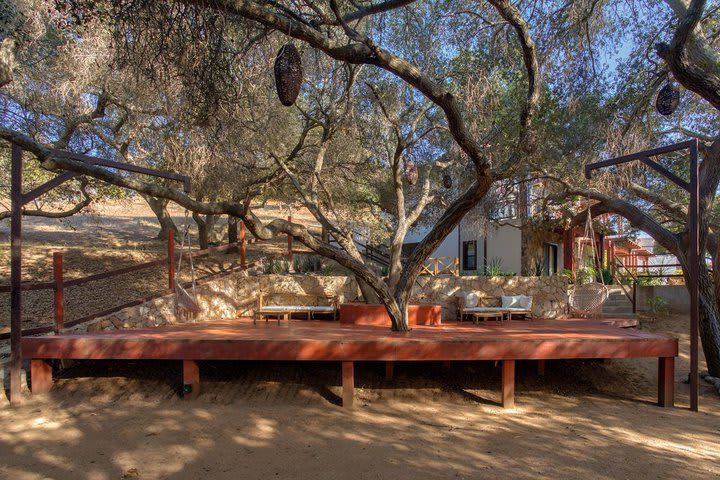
[568, 204, 609, 318]
[175, 210, 202, 314]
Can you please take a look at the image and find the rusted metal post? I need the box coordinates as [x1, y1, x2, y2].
[168, 229, 175, 291]
[689, 142, 699, 412]
[240, 221, 246, 269]
[287, 215, 293, 261]
[53, 252, 64, 335]
[10, 144, 23, 404]
[585, 139, 699, 411]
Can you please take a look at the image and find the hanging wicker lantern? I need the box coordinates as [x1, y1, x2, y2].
[656, 83, 680, 116]
[404, 159, 418, 185]
[442, 173, 452, 189]
[274, 43, 303, 106]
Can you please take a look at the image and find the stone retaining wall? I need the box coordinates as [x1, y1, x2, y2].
[411, 275, 568, 320]
[71, 273, 567, 333]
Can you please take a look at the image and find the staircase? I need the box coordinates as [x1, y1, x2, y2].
[602, 286, 637, 318]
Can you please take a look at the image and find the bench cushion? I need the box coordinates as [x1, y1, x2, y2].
[462, 307, 508, 313]
[260, 306, 335, 313]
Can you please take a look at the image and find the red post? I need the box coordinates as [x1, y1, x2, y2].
[342, 361, 354, 408]
[287, 215, 293, 261]
[502, 360, 515, 408]
[658, 357, 675, 408]
[240, 221, 246, 269]
[53, 252, 64, 335]
[10, 143, 23, 404]
[168, 230, 175, 291]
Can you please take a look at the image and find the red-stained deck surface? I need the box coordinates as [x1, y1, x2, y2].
[23, 318, 677, 362]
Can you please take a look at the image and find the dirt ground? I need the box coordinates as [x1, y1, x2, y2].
[1, 200, 720, 479]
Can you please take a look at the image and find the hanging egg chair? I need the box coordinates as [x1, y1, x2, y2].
[404, 159, 418, 185]
[274, 43, 303, 106]
[656, 83, 680, 116]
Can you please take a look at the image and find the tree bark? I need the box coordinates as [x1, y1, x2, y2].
[227, 215, 239, 253]
[141, 194, 178, 240]
[697, 266, 720, 375]
[191, 212, 219, 250]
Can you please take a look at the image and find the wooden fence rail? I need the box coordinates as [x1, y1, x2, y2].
[0, 229, 273, 340]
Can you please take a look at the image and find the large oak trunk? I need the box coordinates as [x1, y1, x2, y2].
[698, 268, 720, 376]
[142, 195, 177, 241]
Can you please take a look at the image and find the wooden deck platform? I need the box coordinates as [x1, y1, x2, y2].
[23, 318, 678, 408]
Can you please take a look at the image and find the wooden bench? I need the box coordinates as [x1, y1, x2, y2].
[255, 293, 338, 323]
[457, 295, 533, 322]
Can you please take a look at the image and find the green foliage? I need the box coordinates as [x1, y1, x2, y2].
[460, 269, 479, 276]
[319, 263, 335, 276]
[636, 274, 662, 286]
[263, 258, 290, 274]
[575, 266, 596, 285]
[597, 268, 613, 285]
[484, 257, 514, 277]
[646, 296, 669, 315]
[561, 269, 574, 284]
[294, 256, 322, 273]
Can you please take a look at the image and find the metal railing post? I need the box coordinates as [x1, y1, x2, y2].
[53, 252, 64, 335]
[168, 230, 175, 291]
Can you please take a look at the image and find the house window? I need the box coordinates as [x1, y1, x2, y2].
[463, 241, 477, 271]
[543, 243, 558, 276]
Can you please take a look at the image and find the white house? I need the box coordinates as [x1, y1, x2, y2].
[403, 183, 565, 276]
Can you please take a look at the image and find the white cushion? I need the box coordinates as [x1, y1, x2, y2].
[260, 305, 334, 312]
[501, 295, 522, 308]
[464, 292, 479, 308]
[520, 295, 533, 309]
[463, 307, 507, 313]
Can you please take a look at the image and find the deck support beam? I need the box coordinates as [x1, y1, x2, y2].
[183, 360, 200, 400]
[502, 360, 515, 408]
[342, 361, 354, 408]
[31, 359, 52, 394]
[658, 356, 675, 408]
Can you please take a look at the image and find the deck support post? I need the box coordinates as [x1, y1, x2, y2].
[658, 356, 675, 408]
[385, 361, 394, 381]
[537, 360, 546, 376]
[183, 360, 200, 400]
[342, 361, 354, 408]
[31, 359, 52, 394]
[502, 360, 515, 408]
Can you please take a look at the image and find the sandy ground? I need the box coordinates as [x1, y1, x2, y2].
[1, 200, 719, 479]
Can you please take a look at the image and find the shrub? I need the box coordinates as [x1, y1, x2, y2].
[647, 296, 669, 315]
[263, 258, 290, 274]
[484, 257, 514, 276]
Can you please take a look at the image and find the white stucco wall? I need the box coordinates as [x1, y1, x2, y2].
[486, 223, 522, 275]
[405, 225, 459, 259]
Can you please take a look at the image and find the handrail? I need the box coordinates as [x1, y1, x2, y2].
[611, 256, 637, 312]
[0, 241, 252, 292]
[0, 258, 264, 340]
